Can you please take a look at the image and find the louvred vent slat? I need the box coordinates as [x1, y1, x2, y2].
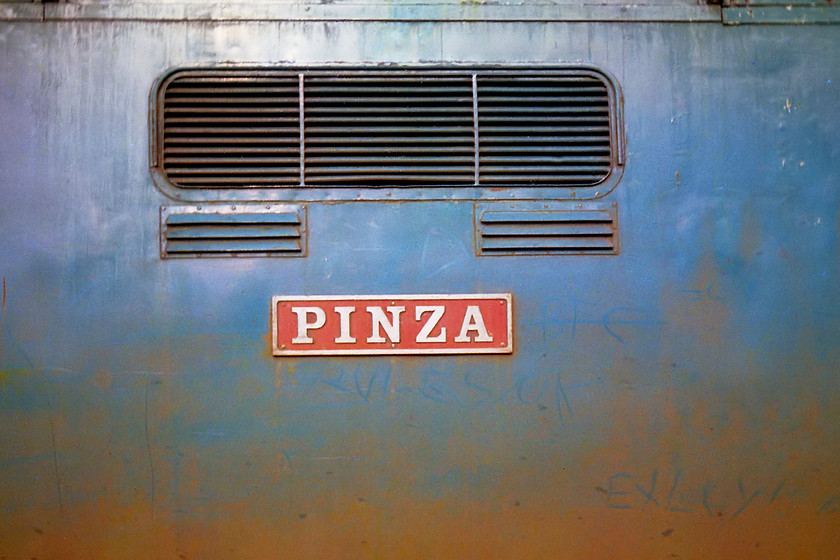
[160, 205, 306, 258]
[476, 206, 618, 255]
[156, 68, 618, 188]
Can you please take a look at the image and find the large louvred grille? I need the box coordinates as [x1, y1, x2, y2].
[154, 67, 618, 189]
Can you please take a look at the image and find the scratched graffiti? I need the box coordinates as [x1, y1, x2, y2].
[278, 362, 588, 424]
[597, 468, 840, 517]
[524, 296, 668, 351]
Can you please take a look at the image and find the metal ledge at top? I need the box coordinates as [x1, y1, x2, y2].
[723, 5, 840, 24]
[2, 1, 723, 23]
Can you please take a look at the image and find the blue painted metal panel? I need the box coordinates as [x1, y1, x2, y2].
[0, 9, 838, 558]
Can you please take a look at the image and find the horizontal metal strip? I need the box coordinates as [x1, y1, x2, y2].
[164, 146, 300, 154]
[304, 86, 472, 93]
[479, 155, 611, 163]
[481, 211, 612, 223]
[304, 137, 474, 144]
[166, 167, 302, 174]
[165, 97, 300, 104]
[305, 99, 474, 106]
[164, 137, 299, 144]
[477, 96, 608, 103]
[303, 146, 475, 154]
[164, 157, 301, 165]
[480, 165, 611, 172]
[306, 74, 601, 81]
[478, 107, 608, 114]
[304, 107, 473, 114]
[476, 86, 607, 94]
[304, 75, 474, 82]
[476, 75, 603, 81]
[165, 107, 298, 114]
[166, 213, 300, 225]
[165, 127, 300, 134]
[169, 177, 300, 185]
[167, 225, 300, 239]
[304, 126, 474, 134]
[479, 115, 609, 123]
[304, 156, 473, 164]
[165, 239, 302, 253]
[164, 116, 299, 124]
[305, 175, 474, 183]
[479, 145, 610, 153]
[169, 74, 301, 81]
[306, 138, 474, 144]
[304, 115, 472, 123]
[481, 224, 613, 236]
[481, 238, 614, 251]
[166, 87, 300, 95]
[479, 137, 611, 144]
[303, 165, 476, 173]
[479, 174, 606, 182]
[478, 125, 610, 135]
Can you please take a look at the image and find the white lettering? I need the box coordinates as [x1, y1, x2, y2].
[291, 306, 326, 344]
[454, 305, 493, 343]
[334, 306, 356, 344]
[366, 306, 405, 343]
[415, 306, 446, 343]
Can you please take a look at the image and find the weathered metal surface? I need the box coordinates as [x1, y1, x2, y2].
[0, 2, 724, 24]
[723, 6, 840, 24]
[0, 6, 839, 560]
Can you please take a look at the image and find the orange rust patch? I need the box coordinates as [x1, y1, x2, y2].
[1, 496, 838, 560]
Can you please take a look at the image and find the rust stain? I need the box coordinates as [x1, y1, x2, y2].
[0, 497, 837, 559]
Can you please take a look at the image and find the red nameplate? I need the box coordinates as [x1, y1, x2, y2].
[271, 294, 512, 356]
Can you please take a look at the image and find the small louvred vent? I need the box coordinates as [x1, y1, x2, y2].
[477, 207, 617, 255]
[153, 67, 620, 190]
[161, 205, 305, 258]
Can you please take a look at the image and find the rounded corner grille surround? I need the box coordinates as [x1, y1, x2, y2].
[154, 66, 619, 190]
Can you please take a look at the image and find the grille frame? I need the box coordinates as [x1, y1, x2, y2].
[150, 64, 624, 202]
